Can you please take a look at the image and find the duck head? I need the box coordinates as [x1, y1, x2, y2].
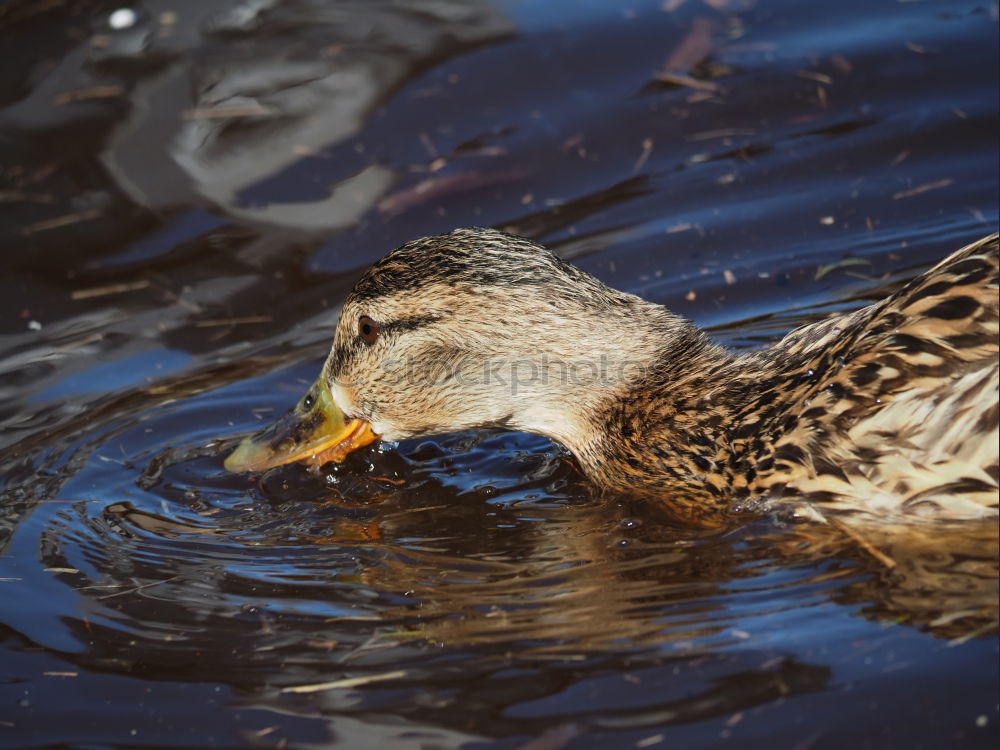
[225, 227, 702, 476]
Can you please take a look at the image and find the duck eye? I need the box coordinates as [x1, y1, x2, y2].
[302, 392, 315, 410]
[359, 315, 380, 345]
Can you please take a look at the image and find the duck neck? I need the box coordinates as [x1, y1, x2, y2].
[551, 303, 765, 522]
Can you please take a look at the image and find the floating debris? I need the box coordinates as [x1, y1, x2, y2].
[0, 190, 54, 204]
[280, 670, 407, 694]
[664, 17, 715, 72]
[830, 54, 853, 73]
[814, 257, 872, 280]
[96, 575, 183, 600]
[71, 279, 150, 300]
[195, 316, 273, 328]
[687, 128, 757, 141]
[633, 138, 654, 173]
[892, 178, 954, 200]
[22, 209, 102, 235]
[889, 149, 911, 167]
[655, 71, 721, 93]
[655, 18, 721, 92]
[797, 70, 833, 84]
[666, 222, 695, 234]
[828, 517, 896, 569]
[53, 85, 124, 105]
[378, 168, 529, 218]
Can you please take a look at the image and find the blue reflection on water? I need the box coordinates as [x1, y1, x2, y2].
[32, 348, 192, 401]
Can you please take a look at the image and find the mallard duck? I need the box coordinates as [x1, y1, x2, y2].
[226, 229, 999, 527]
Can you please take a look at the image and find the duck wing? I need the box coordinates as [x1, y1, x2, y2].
[771, 233, 999, 521]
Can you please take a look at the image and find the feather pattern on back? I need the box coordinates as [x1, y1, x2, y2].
[596, 233, 999, 525]
[771, 234, 999, 521]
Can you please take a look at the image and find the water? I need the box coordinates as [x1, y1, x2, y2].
[0, 0, 997, 747]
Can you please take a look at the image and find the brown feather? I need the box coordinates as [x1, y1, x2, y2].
[323, 229, 999, 527]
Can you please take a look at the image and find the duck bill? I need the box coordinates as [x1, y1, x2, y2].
[224, 376, 378, 473]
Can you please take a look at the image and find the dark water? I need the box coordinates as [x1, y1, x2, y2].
[1, 0, 997, 747]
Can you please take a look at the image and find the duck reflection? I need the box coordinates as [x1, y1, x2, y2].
[8, 425, 996, 688]
[8, 432, 993, 740]
[245, 441, 1000, 648]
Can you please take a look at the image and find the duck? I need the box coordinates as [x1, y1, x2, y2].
[225, 228, 999, 527]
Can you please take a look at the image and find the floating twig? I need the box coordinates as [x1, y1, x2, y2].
[797, 70, 833, 84]
[280, 670, 407, 694]
[97, 575, 182, 600]
[22, 209, 102, 235]
[654, 71, 720, 93]
[663, 17, 715, 73]
[195, 315, 273, 328]
[687, 128, 756, 141]
[633, 138, 654, 174]
[892, 178, 954, 200]
[53, 85, 124, 104]
[378, 168, 529, 218]
[71, 279, 150, 300]
[814, 257, 872, 281]
[828, 517, 896, 569]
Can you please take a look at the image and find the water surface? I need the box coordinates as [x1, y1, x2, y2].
[0, 0, 997, 747]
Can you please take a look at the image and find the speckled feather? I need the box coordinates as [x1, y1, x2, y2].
[592, 233, 999, 524]
[325, 229, 999, 527]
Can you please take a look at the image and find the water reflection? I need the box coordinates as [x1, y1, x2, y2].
[0, 350, 994, 748]
[3, 351, 995, 671]
[1, 0, 997, 745]
[7, 422, 994, 743]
